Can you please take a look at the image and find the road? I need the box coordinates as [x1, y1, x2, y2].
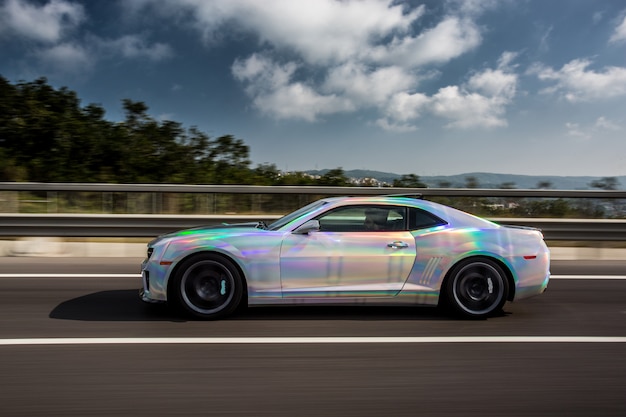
[0, 258, 625, 416]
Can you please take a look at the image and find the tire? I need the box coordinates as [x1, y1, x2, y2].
[172, 253, 243, 319]
[445, 258, 509, 318]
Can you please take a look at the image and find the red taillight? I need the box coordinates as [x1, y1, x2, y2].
[523, 255, 537, 260]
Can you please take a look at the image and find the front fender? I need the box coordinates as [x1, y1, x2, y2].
[160, 234, 283, 301]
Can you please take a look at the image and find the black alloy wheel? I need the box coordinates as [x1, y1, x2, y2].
[445, 258, 509, 318]
[173, 253, 243, 319]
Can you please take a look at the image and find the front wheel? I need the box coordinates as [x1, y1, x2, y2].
[445, 258, 509, 318]
[172, 253, 243, 319]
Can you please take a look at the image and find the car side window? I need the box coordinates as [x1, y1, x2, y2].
[409, 207, 447, 230]
[316, 205, 407, 232]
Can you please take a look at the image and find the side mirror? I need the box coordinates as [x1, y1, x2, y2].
[293, 220, 320, 234]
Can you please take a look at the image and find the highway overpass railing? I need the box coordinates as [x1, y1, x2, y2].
[0, 214, 625, 241]
[2, 182, 626, 197]
[1, 183, 625, 240]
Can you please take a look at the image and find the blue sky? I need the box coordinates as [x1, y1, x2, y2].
[1, 0, 626, 177]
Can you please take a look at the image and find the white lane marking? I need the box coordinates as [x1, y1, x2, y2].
[0, 274, 141, 278]
[1, 336, 625, 346]
[1, 274, 626, 280]
[550, 275, 626, 280]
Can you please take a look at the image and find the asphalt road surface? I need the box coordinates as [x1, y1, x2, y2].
[0, 258, 625, 417]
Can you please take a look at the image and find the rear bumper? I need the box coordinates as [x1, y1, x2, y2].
[514, 272, 550, 300]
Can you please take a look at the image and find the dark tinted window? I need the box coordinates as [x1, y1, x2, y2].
[316, 205, 407, 232]
[409, 207, 447, 230]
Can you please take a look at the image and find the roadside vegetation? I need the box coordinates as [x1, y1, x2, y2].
[0, 76, 356, 186]
[0, 76, 622, 218]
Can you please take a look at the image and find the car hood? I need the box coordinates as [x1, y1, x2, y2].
[149, 222, 264, 246]
[188, 221, 263, 231]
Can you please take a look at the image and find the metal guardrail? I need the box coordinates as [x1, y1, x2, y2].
[0, 214, 279, 238]
[1, 214, 625, 240]
[490, 218, 626, 241]
[2, 182, 626, 198]
[1, 183, 625, 240]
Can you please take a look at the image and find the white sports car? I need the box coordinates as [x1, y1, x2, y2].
[140, 195, 550, 319]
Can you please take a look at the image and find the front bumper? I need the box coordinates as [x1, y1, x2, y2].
[139, 258, 168, 304]
[139, 288, 165, 304]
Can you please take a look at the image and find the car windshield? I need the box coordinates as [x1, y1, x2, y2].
[268, 200, 328, 231]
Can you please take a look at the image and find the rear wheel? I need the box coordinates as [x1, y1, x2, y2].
[445, 258, 508, 318]
[172, 253, 243, 319]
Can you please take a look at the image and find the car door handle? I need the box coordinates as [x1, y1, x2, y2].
[387, 241, 409, 249]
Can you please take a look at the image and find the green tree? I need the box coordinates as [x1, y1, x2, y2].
[590, 177, 620, 190]
[318, 168, 349, 186]
[277, 171, 317, 185]
[589, 176, 621, 218]
[393, 174, 427, 188]
[252, 163, 281, 185]
[207, 135, 252, 184]
[465, 176, 480, 188]
[2, 77, 101, 181]
[0, 78, 259, 184]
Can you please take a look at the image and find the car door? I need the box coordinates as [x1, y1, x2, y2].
[279, 205, 416, 298]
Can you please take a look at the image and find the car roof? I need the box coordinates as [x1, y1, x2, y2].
[319, 195, 496, 229]
[320, 195, 426, 207]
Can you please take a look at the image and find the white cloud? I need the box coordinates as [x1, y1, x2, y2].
[30, 33, 173, 74]
[375, 91, 430, 132]
[98, 35, 173, 61]
[428, 52, 518, 129]
[134, 0, 513, 129]
[446, 0, 504, 16]
[610, 14, 626, 43]
[376, 52, 518, 130]
[369, 17, 482, 67]
[531, 59, 626, 102]
[253, 83, 354, 122]
[233, 50, 518, 129]
[593, 11, 604, 25]
[537, 25, 553, 54]
[232, 53, 298, 94]
[374, 118, 418, 133]
[135, 0, 482, 68]
[565, 122, 590, 139]
[595, 116, 621, 131]
[468, 68, 517, 98]
[0, 0, 84, 42]
[232, 53, 353, 121]
[248, 0, 422, 65]
[497, 51, 518, 69]
[430, 86, 509, 129]
[323, 63, 416, 106]
[35, 42, 91, 73]
[385, 92, 430, 122]
[0, 0, 173, 76]
[141, 0, 423, 65]
[563, 118, 621, 141]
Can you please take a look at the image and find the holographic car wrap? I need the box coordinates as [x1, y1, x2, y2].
[140, 196, 550, 319]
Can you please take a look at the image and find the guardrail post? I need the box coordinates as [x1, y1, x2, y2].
[0, 191, 18, 213]
[47, 191, 57, 213]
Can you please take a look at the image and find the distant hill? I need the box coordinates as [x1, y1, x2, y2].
[305, 170, 625, 190]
